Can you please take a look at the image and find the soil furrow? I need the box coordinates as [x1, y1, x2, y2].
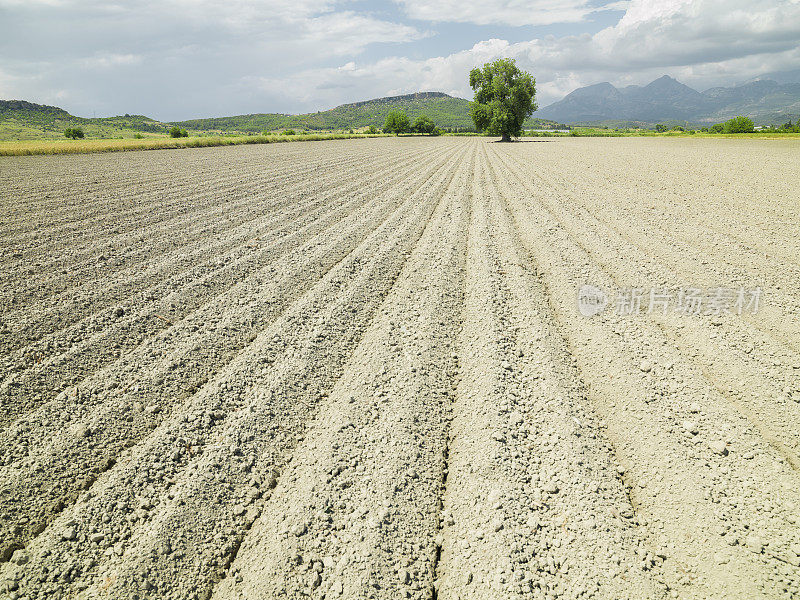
[0, 142, 463, 426]
[491, 145, 800, 460]
[1, 137, 797, 600]
[211, 140, 474, 600]
[0, 141, 470, 557]
[0, 143, 431, 328]
[0, 141, 382, 252]
[434, 144, 665, 599]
[489, 140, 800, 599]
[0, 140, 473, 600]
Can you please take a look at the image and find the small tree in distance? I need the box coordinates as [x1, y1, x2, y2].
[384, 111, 410, 135]
[469, 58, 536, 142]
[412, 115, 436, 135]
[169, 126, 189, 138]
[65, 127, 84, 139]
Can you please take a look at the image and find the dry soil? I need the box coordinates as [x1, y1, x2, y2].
[1, 136, 799, 600]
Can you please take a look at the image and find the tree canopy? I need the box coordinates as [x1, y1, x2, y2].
[384, 110, 410, 134]
[469, 58, 536, 141]
[64, 127, 84, 139]
[722, 116, 754, 133]
[412, 114, 435, 134]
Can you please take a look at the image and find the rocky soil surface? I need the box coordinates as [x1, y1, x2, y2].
[0, 136, 798, 600]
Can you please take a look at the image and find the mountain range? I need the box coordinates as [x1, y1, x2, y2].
[535, 71, 800, 125]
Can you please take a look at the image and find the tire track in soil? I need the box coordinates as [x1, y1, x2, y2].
[548, 138, 800, 269]
[1, 140, 475, 600]
[501, 146, 800, 357]
[211, 141, 475, 600]
[547, 166, 800, 360]
[487, 140, 800, 599]
[0, 140, 471, 560]
[502, 142, 800, 360]
[0, 142, 461, 429]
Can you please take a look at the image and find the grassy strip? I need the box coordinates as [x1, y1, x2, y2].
[0, 133, 390, 157]
[525, 129, 800, 139]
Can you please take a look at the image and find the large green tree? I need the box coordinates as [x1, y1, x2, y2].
[384, 110, 410, 135]
[722, 116, 754, 133]
[469, 58, 536, 142]
[412, 114, 436, 134]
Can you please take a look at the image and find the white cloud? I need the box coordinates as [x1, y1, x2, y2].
[0, 0, 429, 117]
[269, 0, 800, 110]
[81, 53, 142, 69]
[245, 40, 515, 109]
[301, 12, 428, 55]
[394, 0, 627, 26]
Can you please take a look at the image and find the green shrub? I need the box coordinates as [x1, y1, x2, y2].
[366, 125, 378, 135]
[655, 124, 668, 132]
[169, 126, 188, 138]
[710, 123, 725, 133]
[722, 116, 754, 133]
[281, 129, 296, 136]
[65, 127, 85, 139]
[133, 133, 144, 139]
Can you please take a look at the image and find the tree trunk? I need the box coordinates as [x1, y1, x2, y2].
[501, 132, 512, 142]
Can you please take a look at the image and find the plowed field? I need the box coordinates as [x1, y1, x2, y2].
[1, 136, 799, 600]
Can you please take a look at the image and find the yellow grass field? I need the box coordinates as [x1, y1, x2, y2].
[0, 132, 387, 156]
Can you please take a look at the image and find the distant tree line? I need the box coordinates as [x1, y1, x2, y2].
[383, 110, 443, 135]
[751, 118, 800, 133]
[653, 116, 757, 134]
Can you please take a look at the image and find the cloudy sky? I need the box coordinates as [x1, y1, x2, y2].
[1, 0, 799, 121]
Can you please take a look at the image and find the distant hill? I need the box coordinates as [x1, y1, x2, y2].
[0, 93, 564, 140]
[173, 92, 563, 133]
[0, 100, 170, 140]
[536, 74, 800, 125]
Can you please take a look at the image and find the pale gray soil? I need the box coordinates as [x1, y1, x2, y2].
[0, 137, 798, 600]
